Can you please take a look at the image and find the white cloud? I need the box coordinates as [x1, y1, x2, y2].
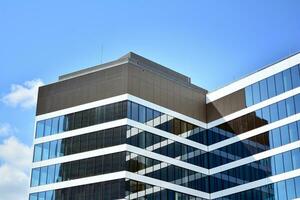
[0, 136, 32, 200]
[2, 79, 44, 109]
[0, 123, 17, 137]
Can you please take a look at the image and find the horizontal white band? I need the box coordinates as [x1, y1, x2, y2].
[127, 145, 208, 174]
[209, 113, 300, 151]
[208, 86, 300, 128]
[210, 140, 300, 175]
[32, 144, 127, 168]
[207, 52, 300, 103]
[126, 172, 210, 199]
[29, 171, 127, 194]
[211, 168, 300, 199]
[33, 119, 127, 145]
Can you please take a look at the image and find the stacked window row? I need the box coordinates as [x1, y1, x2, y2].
[245, 64, 300, 107]
[31, 152, 126, 187]
[127, 126, 207, 168]
[126, 152, 208, 192]
[215, 176, 300, 200]
[125, 179, 206, 200]
[29, 179, 125, 200]
[209, 147, 300, 192]
[35, 101, 127, 138]
[33, 126, 127, 162]
[127, 101, 207, 144]
[36, 100, 207, 145]
[209, 93, 300, 144]
[206, 120, 300, 168]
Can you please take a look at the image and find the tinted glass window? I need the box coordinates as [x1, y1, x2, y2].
[278, 101, 287, 119]
[31, 168, 40, 187]
[29, 193, 38, 200]
[245, 86, 253, 107]
[291, 65, 300, 88]
[282, 69, 292, 91]
[47, 165, 55, 184]
[51, 117, 59, 135]
[295, 94, 300, 113]
[44, 119, 52, 136]
[131, 102, 139, 121]
[39, 166, 48, 185]
[269, 104, 279, 122]
[33, 144, 42, 162]
[259, 79, 269, 101]
[252, 82, 261, 104]
[49, 140, 57, 159]
[42, 142, 50, 160]
[267, 76, 276, 98]
[275, 73, 284, 94]
[139, 105, 146, 123]
[286, 97, 296, 116]
[36, 121, 45, 138]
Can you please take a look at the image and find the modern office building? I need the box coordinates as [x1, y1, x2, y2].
[29, 52, 300, 199]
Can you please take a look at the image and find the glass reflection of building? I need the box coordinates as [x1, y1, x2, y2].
[29, 52, 300, 199]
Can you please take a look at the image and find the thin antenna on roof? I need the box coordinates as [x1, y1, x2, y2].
[100, 44, 104, 64]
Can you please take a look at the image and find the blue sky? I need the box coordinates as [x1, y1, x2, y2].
[0, 0, 300, 199]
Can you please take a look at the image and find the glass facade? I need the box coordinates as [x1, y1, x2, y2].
[208, 93, 300, 145]
[245, 64, 300, 107]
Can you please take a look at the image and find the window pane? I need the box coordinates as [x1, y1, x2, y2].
[245, 86, 253, 107]
[275, 73, 285, 95]
[267, 76, 276, 98]
[139, 105, 146, 123]
[146, 108, 154, 126]
[291, 65, 300, 88]
[286, 179, 296, 200]
[49, 140, 57, 159]
[47, 165, 55, 184]
[295, 94, 300, 113]
[286, 97, 296, 116]
[31, 168, 40, 187]
[252, 82, 261, 104]
[292, 149, 300, 169]
[275, 154, 284, 174]
[284, 151, 294, 173]
[33, 144, 43, 162]
[39, 166, 48, 185]
[272, 128, 281, 148]
[280, 125, 290, 145]
[295, 176, 300, 197]
[58, 116, 65, 133]
[44, 119, 52, 136]
[36, 121, 45, 138]
[131, 102, 139, 121]
[289, 123, 299, 142]
[45, 191, 54, 200]
[269, 104, 279, 123]
[51, 117, 59, 135]
[278, 100, 287, 119]
[42, 142, 50, 160]
[259, 79, 269, 101]
[29, 193, 38, 200]
[282, 69, 292, 91]
[38, 192, 46, 200]
[277, 181, 287, 200]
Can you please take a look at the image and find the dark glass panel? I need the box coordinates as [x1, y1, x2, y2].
[131, 102, 139, 121]
[139, 104, 146, 123]
[58, 116, 64, 133]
